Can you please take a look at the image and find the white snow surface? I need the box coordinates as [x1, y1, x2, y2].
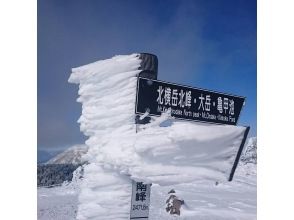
[37, 163, 256, 220]
[68, 54, 250, 219]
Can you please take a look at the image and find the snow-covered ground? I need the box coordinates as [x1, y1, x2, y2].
[37, 136, 257, 220]
[38, 185, 78, 220]
[38, 136, 257, 220]
[149, 164, 256, 220]
[37, 162, 256, 220]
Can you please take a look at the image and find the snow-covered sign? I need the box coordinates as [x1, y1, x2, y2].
[68, 53, 251, 219]
[130, 181, 152, 219]
[136, 77, 245, 125]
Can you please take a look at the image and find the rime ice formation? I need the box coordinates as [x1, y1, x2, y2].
[68, 54, 247, 219]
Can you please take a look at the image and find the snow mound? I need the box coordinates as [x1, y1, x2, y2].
[46, 144, 88, 165]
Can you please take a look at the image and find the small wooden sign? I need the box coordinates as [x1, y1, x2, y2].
[130, 181, 152, 219]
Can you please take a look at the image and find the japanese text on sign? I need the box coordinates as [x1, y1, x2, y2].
[130, 181, 151, 219]
[156, 85, 235, 115]
[136, 78, 245, 125]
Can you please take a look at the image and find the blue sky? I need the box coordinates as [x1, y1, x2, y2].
[38, 0, 256, 152]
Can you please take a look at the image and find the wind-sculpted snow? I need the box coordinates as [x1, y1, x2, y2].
[69, 54, 248, 219]
[132, 117, 246, 185]
[69, 54, 141, 219]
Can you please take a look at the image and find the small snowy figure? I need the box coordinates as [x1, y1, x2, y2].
[165, 189, 184, 216]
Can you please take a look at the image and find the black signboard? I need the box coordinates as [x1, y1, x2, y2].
[135, 77, 245, 125]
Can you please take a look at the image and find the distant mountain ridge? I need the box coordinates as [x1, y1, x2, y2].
[46, 144, 88, 165]
[38, 144, 88, 187]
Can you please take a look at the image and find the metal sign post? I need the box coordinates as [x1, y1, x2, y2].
[130, 53, 158, 220]
[229, 126, 250, 181]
